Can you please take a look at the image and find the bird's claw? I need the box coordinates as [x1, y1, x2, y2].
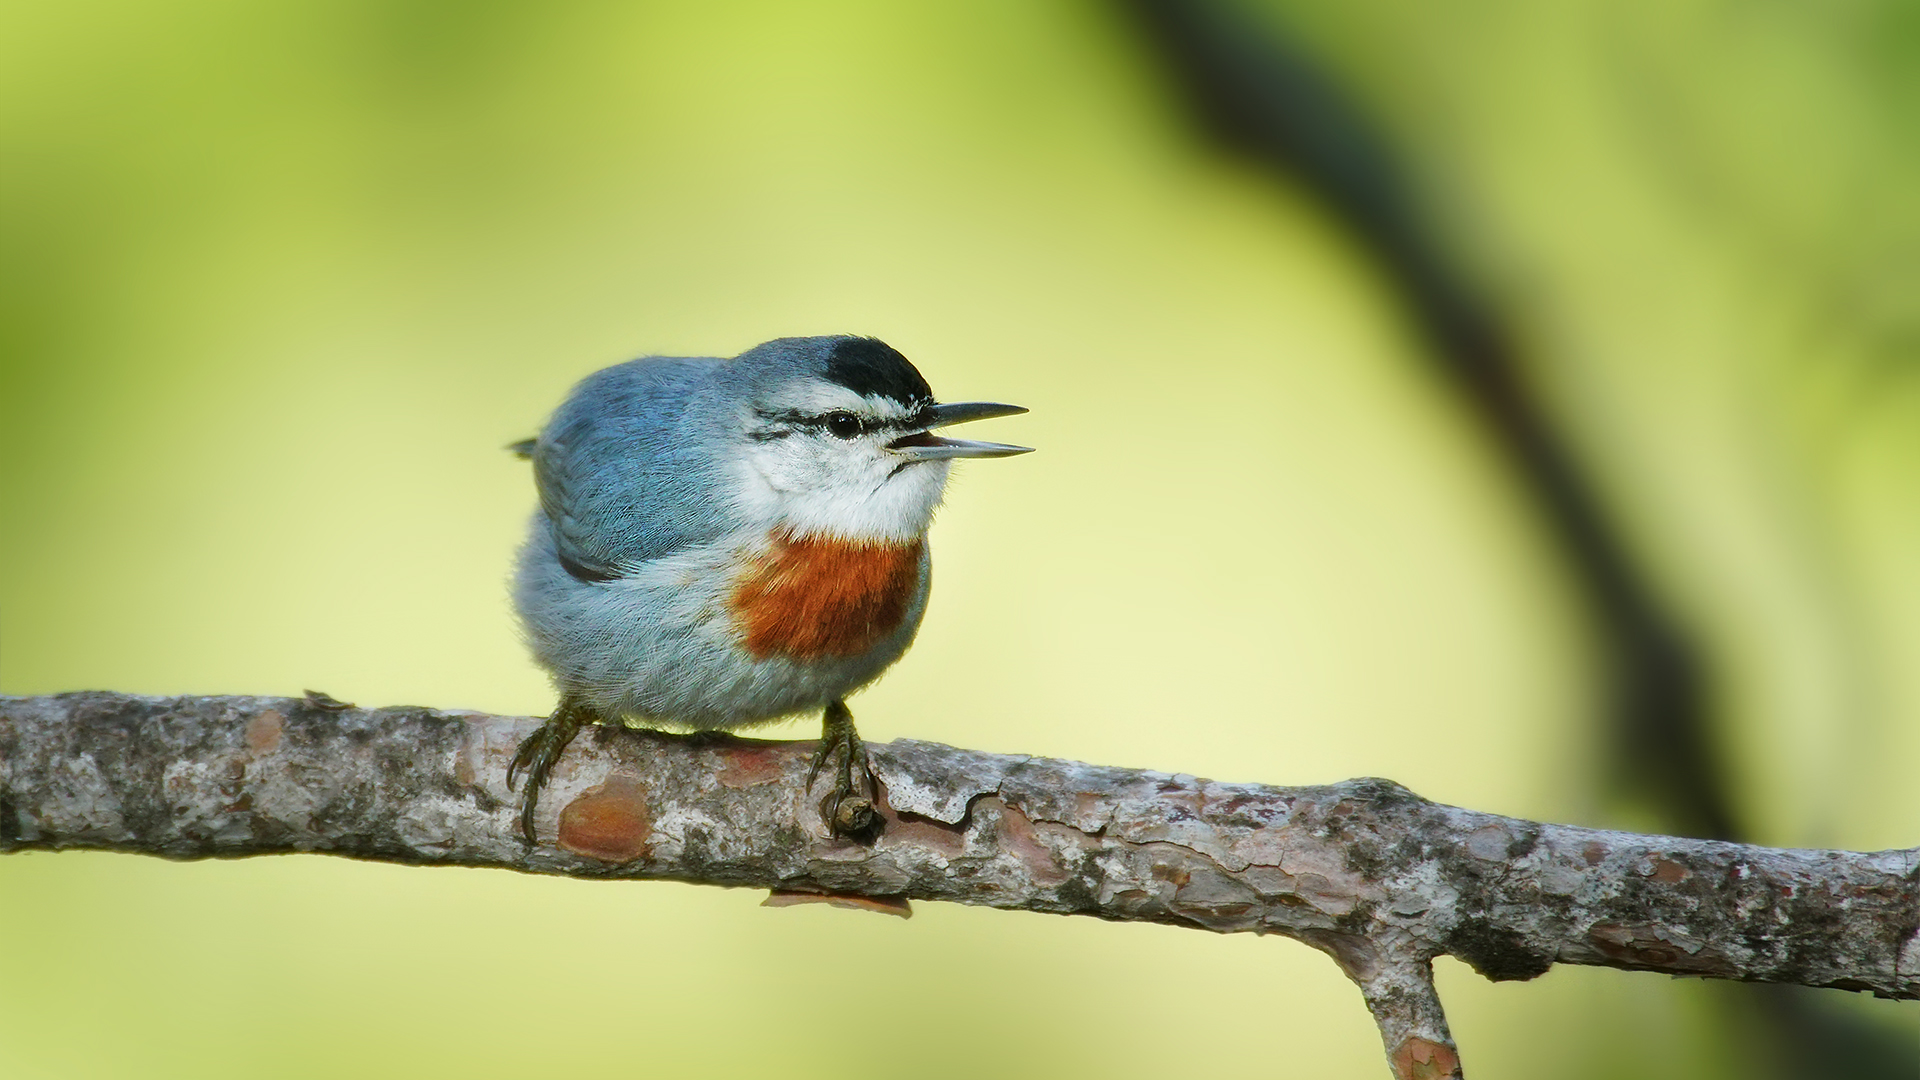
[808, 701, 880, 840]
[506, 700, 590, 845]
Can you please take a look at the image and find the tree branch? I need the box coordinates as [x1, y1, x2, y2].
[5, 693, 1915, 1078]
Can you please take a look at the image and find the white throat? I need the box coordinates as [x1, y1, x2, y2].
[737, 439, 951, 543]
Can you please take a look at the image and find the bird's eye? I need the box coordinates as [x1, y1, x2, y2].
[825, 412, 862, 439]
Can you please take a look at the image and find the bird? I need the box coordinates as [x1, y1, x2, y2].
[505, 334, 1031, 843]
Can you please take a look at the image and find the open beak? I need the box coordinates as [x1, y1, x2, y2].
[888, 401, 1033, 460]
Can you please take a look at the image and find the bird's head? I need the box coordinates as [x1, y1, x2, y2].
[730, 336, 1030, 543]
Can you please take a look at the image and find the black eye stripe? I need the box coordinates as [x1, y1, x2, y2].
[751, 407, 899, 439]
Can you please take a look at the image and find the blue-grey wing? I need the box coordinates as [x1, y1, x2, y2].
[527, 357, 735, 579]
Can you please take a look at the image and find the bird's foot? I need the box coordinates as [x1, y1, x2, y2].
[805, 699, 880, 840]
[506, 697, 595, 844]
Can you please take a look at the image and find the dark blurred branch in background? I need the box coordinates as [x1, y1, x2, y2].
[4, 693, 1916, 1080]
[1112, 3, 1920, 1075]
[1115, 0, 1736, 844]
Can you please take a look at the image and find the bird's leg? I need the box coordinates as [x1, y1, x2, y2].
[506, 694, 599, 844]
[805, 699, 879, 839]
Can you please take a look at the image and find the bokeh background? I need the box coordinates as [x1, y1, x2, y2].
[3, 1, 1916, 1076]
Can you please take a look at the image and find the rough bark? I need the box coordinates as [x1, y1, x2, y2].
[4, 693, 1916, 1079]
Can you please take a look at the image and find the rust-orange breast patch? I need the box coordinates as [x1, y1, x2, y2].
[730, 531, 923, 661]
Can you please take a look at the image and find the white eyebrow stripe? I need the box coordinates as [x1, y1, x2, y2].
[756, 380, 925, 425]
[761, 380, 869, 415]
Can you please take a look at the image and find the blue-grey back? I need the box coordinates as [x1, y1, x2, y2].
[532, 355, 738, 575]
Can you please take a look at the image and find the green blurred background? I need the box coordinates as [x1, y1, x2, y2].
[2, 1, 1915, 1076]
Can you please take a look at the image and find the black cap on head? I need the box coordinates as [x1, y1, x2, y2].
[824, 337, 933, 406]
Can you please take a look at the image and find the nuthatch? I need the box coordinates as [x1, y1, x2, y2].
[506, 335, 1030, 841]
